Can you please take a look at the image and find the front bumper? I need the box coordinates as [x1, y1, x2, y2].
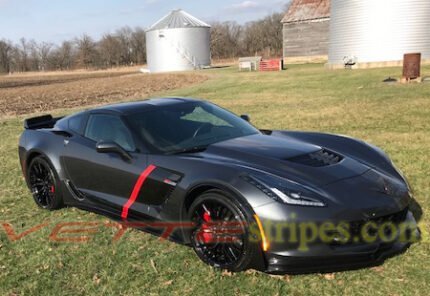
[265, 237, 416, 274]
[257, 209, 420, 274]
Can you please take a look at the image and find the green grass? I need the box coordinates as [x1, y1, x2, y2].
[1, 64, 430, 295]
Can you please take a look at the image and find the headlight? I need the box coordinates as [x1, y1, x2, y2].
[242, 174, 326, 207]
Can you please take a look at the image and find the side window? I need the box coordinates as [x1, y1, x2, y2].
[69, 114, 84, 134]
[85, 114, 136, 152]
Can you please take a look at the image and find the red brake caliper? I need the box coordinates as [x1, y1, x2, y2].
[200, 210, 214, 244]
[50, 186, 55, 193]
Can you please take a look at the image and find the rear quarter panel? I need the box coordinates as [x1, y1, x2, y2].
[19, 129, 66, 182]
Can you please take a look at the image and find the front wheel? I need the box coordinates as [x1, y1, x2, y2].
[27, 156, 63, 210]
[189, 190, 258, 272]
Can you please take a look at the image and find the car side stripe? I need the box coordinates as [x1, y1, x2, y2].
[121, 164, 157, 220]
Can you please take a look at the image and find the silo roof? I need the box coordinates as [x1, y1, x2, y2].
[147, 9, 211, 32]
[282, 0, 330, 24]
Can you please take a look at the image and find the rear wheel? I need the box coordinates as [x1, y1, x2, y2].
[189, 190, 257, 272]
[28, 156, 63, 210]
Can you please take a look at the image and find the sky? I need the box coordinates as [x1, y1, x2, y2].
[0, 0, 287, 44]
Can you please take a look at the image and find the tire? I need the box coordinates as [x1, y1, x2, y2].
[27, 156, 64, 210]
[189, 190, 258, 272]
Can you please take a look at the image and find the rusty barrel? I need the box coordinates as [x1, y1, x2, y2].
[403, 53, 421, 79]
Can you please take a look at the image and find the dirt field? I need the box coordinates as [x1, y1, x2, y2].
[0, 69, 207, 117]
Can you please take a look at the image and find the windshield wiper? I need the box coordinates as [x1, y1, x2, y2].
[167, 145, 208, 155]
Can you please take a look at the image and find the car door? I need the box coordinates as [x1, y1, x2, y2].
[63, 112, 185, 222]
[62, 113, 151, 217]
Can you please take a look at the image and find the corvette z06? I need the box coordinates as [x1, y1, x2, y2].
[18, 98, 420, 274]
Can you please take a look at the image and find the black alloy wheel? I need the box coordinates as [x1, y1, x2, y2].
[189, 190, 257, 272]
[28, 156, 63, 210]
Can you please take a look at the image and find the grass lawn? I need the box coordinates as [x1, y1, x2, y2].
[1, 64, 429, 295]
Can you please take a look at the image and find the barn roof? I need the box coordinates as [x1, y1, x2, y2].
[147, 9, 210, 32]
[282, 0, 330, 24]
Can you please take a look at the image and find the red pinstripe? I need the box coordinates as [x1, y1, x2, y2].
[121, 164, 157, 220]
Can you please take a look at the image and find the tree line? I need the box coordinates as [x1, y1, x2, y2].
[0, 10, 285, 74]
[210, 12, 284, 60]
[0, 27, 146, 73]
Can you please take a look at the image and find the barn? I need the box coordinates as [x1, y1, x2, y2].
[282, 0, 330, 62]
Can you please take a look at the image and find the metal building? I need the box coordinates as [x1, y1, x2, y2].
[146, 9, 211, 73]
[328, 0, 430, 68]
[282, 0, 331, 60]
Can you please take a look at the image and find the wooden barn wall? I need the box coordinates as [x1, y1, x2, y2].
[283, 20, 330, 57]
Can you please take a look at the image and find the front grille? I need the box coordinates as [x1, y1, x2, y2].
[351, 208, 409, 231]
[288, 149, 343, 167]
[350, 207, 409, 235]
[325, 208, 410, 246]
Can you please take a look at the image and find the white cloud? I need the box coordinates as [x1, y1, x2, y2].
[229, 1, 260, 11]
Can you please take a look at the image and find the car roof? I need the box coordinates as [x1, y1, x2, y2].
[92, 97, 201, 114]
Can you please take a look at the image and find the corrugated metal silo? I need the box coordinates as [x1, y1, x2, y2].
[146, 9, 211, 73]
[328, 0, 430, 67]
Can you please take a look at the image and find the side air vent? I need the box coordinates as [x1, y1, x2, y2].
[288, 149, 343, 167]
[65, 180, 87, 201]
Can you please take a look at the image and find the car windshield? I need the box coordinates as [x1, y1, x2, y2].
[127, 101, 260, 154]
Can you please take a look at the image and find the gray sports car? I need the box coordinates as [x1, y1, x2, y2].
[19, 98, 420, 273]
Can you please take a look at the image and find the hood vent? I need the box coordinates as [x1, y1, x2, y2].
[288, 149, 343, 167]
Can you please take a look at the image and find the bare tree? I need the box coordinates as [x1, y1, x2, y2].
[210, 21, 242, 59]
[261, 12, 284, 57]
[131, 27, 146, 65]
[75, 34, 98, 69]
[99, 34, 122, 67]
[116, 27, 133, 66]
[56, 41, 75, 70]
[28, 40, 41, 71]
[37, 42, 53, 71]
[0, 40, 13, 73]
[218, 12, 284, 58]
[13, 38, 31, 72]
[209, 10, 285, 59]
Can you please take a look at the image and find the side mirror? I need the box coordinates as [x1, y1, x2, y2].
[96, 141, 132, 161]
[240, 114, 251, 122]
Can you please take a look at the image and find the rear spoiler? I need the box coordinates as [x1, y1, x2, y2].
[24, 115, 64, 130]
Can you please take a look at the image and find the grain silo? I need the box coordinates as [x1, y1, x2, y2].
[146, 9, 211, 73]
[328, 0, 430, 68]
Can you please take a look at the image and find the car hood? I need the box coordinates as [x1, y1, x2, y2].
[202, 134, 370, 186]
